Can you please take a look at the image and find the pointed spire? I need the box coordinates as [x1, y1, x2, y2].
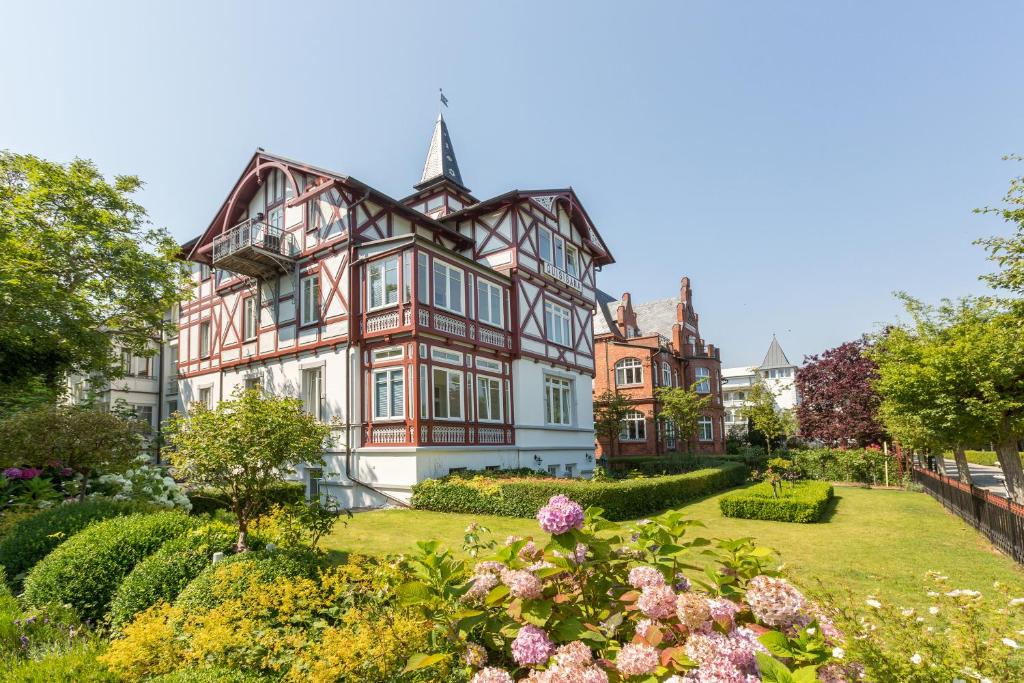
[417, 112, 466, 190]
[760, 335, 793, 369]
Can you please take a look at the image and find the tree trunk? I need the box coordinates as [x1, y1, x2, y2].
[952, 445, 973, 485]
[996, 433, 1024, 505]
[933, 450, 947, 475]
[236, 519, 249, 552]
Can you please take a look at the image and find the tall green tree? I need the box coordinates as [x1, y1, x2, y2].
[0, 152, 188, 410]
[975, 155, 1024, 296]
[593, 390, 633, 459]
[656, 384, 711, 452]
[165, 389, 332, 551]
[739, 380, 797, 455]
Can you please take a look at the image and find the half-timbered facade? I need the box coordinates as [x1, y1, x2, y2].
[175, 114, 614, 505]
[593, 277, 726, 461]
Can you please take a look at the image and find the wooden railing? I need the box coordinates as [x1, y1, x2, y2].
[913, 465, 1024, 564]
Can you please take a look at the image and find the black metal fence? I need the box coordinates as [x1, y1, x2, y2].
[913, 466, 1024, 564]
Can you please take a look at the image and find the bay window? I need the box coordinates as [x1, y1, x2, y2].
[373, 368, 404, 420]
[432, 261, 464, 314]
[416, 253, 430, 304]
[433, 367, 463, 419]
[368, 256, 399, 309]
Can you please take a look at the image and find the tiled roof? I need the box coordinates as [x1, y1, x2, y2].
[593, 289, 619, 336]
[418, 113, 466, 189]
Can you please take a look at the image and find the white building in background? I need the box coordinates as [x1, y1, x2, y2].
[722, 336, 799, 435]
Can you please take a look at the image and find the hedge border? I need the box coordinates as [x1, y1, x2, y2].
[718, 481, 834, 523]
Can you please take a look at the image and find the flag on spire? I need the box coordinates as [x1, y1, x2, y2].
[439, 88, 448, 107]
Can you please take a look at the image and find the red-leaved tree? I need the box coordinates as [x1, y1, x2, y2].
[796, 338, 886, 447]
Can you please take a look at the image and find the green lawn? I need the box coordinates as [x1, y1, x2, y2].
[322, 486, 1024, 607]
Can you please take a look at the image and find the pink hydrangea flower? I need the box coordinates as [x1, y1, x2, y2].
[676, 591, 711, 629]
[471, 667, 514, 683]
[615, 643, 659, 677]
[463, 572, 499, 603]
[501, 568, 544, 600]
[474, 560, 506, 575]
[511, 624, 554, 665]
[628, 565, 665, 589]
[745, 575, 806, 627]
[638, 584, 677, 620]
[465, 643, 488, 667]
[536, 494, 584, 535]
[707, 597, 741, 628]
[554, 641, 593, 668]
[519, 540, 543, 561]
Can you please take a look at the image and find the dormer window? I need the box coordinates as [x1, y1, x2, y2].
[537, 226, 578, 275]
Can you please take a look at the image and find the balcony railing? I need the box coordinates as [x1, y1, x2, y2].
[212, 220, 297, 278]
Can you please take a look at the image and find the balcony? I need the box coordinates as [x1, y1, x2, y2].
[212, 219, 297, 279]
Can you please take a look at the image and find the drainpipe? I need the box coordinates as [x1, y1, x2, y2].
[155, 328, 165, 465]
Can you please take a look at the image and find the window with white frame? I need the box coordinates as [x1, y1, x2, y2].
[419, 365, 428, 419]
[302, 367, 323, 420]
[620, 411, 646, 442]
[373, 368, 404, 420]
[477, 278, 503, 327]
[402, 252, 412, 304]
[564, 243, 579, 278]
[664, 420, 677, 450]
[372, 346, 404, 362]
[672, 369, 679, 387]
[368, 256, 399, 309]
[432, 261, 464, 314]
[476, 375, 502, 422]
[661, 362, 671, 387]
[544, 375, 573, 425]
[537, 226, 579, 276]
[133, 405, 154, 431]
[537, 226, 553, 265]
[199, 321, 211, 357]
[300, 275, 319, 326]
[306, 467, 323, 501]
[430, 348, 463, 365]
[243, 296, 258, 341]
[432, 367, 463, 419]
[244, 376, 261, 392]
[544, 300, 571, 346]
[614, 358, 643, 386]
[695, 367, 711, 393]
[698, 416, 714, 441]
[416, 253, 430, 304]
[198, 387, 212, 408]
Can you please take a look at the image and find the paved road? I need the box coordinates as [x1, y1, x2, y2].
[941, 460, 1008, 498]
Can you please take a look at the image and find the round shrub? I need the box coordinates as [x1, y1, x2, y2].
[0, 498, 141, 583]
[109, 522, 237, 630]
[174, 549, 314, 613]
[22, 511, 196, 622]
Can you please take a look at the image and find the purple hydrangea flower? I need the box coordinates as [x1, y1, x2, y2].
[536, 494, 584, 535]
[511, 624, 554, 665]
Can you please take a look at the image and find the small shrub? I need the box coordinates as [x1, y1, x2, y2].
[411, 463, 747, 520]
[147, 668, 273, 682]
[719, 480, 835, 523]
[0, 498, 142, 584]
[174, 549, 314, 613]
[186, 481, 305, 516]
[108, 522, 237, 630]
[0, 639, 118, 682]
[22, 511, 196, 622]
[792, 447, 895, 485]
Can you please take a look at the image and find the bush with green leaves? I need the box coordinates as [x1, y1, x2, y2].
[108, 522, 237, 630]
[186, 481, 305, 516]
[719, 480, 835, 523]
[173, 549, 315, 613]
[22, 511, 196, 621]
[411, 463, 747, 520]
[792, 447, 896, 485]
[0, 498, 142, 584]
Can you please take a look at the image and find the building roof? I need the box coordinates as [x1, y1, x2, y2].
[592, 292, 679, 339]
[416, 112, 466, 190]
[759, 336, 793, 369]
[593, 289, 620, 336]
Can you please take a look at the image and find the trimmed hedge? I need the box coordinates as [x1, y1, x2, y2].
[108, 522, 237, 630]
[22, 511, 197, 622]
[792, 448, 893, 485]
[719, 481, 835, 523]
[0, 499, 142, 584]
[186, 481, 306, 516]
[411, 463, 747, 520]
[174, 549, 314, 613]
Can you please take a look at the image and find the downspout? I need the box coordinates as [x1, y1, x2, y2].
[155, 328, 165, 465]
[342, 192, 409, 508]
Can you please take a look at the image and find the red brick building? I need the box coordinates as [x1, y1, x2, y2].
[593, 277, 725, 461]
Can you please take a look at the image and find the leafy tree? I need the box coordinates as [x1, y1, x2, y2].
[796, 339, 885, 447]
[165, 389, 332, 551]
[593, 390, 633, 459]
[739, 380, 797, 455]
[656, 384, 711, 452]
[0, 152, 188, 410]
[975, 155, 1024, 296]
[0, 404, 144, 498]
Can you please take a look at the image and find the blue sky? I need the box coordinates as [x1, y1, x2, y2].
[3, 1, 1022, 366]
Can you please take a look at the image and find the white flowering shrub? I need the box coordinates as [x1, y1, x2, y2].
[92, 456, 191, 511]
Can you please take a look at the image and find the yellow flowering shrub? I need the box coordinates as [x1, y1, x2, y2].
[99, 601, 181, 679]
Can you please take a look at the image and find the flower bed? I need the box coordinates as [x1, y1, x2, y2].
[410, 463, 747, 520]
[719, 481, 835, 523]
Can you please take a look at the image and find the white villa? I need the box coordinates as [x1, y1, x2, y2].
[722, 336, 799, 435]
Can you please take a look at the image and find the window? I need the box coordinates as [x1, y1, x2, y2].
[302, 367, 323, 420]
[167, 399, 178, 416]
[538, 227, 552, 264]
[244, 376, 261, 392]
[416, 253, 430, 304]
[664, 420, 677, 450]
[368, 256, 399, 309]
[243, 296, 258, 341]
[199, 321, 211, 358]
[134, 405, 154, 430]
[544, 301, 571, 346]
[698, 416, 714, 441]
[544, 375, 573, 425]
[419, 365, 428, 419]
[198, 387, 212, 408]
[615, 358, 643, 386]
[431, 347, 463, 365]
[432, 261, 464, 314]
[548, 464, 561, 477]
[300, 275, 319, 326]
[564, 463, 576, 477]
[402, 252, 412, 304]
[620, 411, 646, 442]
[477, 376, 502, 422]
[661, 363, 671, 387]
[477, 279, 503, 327]
[200, 263, 211, 280]
[307, 467, 323, 501]
[538, 226, 578, 275]
[433, 368, 463, 419]
[564, 244, 579, 278]
[373, 368, 404, 419]
[695, 367, 711, 394]
[372, 346, 403, 362]
[672, 369, 679, 387]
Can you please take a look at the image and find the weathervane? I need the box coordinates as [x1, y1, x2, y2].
[439, 87, 449, 108]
